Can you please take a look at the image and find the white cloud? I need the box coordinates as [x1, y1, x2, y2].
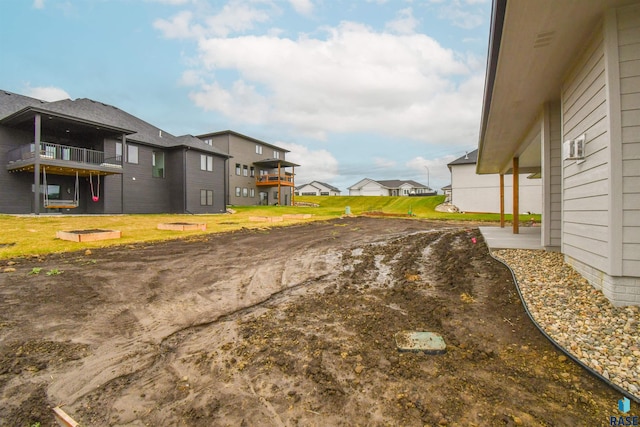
[374, 157, 397, 169]
[183, 20, 482, 145]
[33, 0, 45, 9]
[277, 142, 339, 183]
[154, 1, 275, 39]
[385, 8, 418, 35]
[288, 0, 313, 16]
[24, 85, 70, 101]
[437, 0, 484, 29]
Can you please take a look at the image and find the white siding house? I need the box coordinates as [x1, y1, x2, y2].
[478, 0, 640, 306]
[348, 178, 433, 196]
[449, 150, 542, 214]
[296, 181, 341, 196]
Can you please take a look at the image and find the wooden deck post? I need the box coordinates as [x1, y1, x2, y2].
[499, 173, 505, 228]
[512, 157, 519, 234]
[277, 162, 281, 205]
[291, 165, 295, 206]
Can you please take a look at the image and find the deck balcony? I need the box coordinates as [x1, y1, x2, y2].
[256, 173, 295, 187]
[7, 141, 123, 176]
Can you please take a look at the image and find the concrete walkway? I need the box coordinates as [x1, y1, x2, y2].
[478, 226, 543, 250]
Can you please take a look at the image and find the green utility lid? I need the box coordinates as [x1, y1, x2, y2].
[394, 331, 446, 354]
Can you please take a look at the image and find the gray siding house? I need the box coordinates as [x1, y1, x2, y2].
[478, 0, 640, 305]
[0, 90, 228, 214]
[197, 130, 298, 206]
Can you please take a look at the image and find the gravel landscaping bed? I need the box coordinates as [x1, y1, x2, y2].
[493, 249, 640, 400]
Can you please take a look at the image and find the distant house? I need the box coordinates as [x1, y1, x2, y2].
[448, 149, 542, 214]
[0, 90, 228, 214]
[296, 181, 341, 196]
[348, 178, 434, 196]
[196, 130, 299, 206]
[441, 184, 452, 202]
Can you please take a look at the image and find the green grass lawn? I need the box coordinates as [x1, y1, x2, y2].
[0, 196, 540, 260]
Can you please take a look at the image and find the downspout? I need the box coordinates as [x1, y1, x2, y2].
[227, 133, 231, 206]
[183, 148, 187, 213]
[500, 174, 505, 228]
[513, 157, 519, 234]
[121, 134, 125, 213]
[34, 114, 41, 215]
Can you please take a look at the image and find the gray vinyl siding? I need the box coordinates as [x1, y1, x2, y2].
[103, 138, 122, 214]
[619, 4, 640, 276]
[184, 150, 226, 214]
[0, 126, 33, 213]
[122, 143, 170, 214]
[168, 149, 185, 213]
[205, 132, 290, 206]
[542, 101, 563, 248]
[561, 25, 610, 272]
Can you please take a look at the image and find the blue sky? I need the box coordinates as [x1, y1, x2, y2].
[0, 0, 491, 193]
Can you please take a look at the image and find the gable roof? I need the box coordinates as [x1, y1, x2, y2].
[376, 179, 429, 189]
[297, 181, 341, 192]
[448, 149, 478, 168]
[0, 90, 48, 119]
[349, 178, 429, 190]
[311, 181, 340, 192]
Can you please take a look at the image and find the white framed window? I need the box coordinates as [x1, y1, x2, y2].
[115, 142, 123, 163]
[250, 166, 255, 177]
[203, 138, 213, 146]
[243, 188, 248, 197]
[201, 155, 213, 171]
[127, 145, 138, 164]
[152, 151, 165, 178]
[235, 187, 241, 197]
[243, 165, 248, 176]
[256, 144, 262, 154]
[273, 150, 280, 159]
[200, 189, 213, 205]
[236, 163, 241, 175]
[250, 188, 255, 197]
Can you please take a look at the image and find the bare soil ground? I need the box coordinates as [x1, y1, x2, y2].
[0, 217, 622, 426]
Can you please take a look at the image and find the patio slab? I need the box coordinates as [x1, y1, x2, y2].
[479, 226, 543, 250]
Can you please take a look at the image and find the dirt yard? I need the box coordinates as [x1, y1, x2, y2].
[0, 217, 623, 426]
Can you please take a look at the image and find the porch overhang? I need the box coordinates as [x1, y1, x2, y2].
[0, 107, 135, 139]
[253, 159, 300, 168]
[477, 0, 636, 175]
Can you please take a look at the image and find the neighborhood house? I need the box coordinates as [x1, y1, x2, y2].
[0, 90, 296, 214]
[348, 178, 435, 196]
[295, 181, 341, 196]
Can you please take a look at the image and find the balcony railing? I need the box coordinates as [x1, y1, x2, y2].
[7, 142, 122, 168]
[256, 174, 295, 186]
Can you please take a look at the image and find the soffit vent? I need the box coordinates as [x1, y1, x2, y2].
[534, 30, 556, 48]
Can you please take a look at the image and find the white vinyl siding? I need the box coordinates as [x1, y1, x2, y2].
[619, 4, 640, 276]
[561, 25, 610, 272]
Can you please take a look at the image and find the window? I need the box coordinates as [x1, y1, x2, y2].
[235, 187, 241, 197]
[203, 138, 212, 146]
[152, 151, 165, 178]
[320, 192, 329, 196]
[201, 155, 213, 171]
[250, 188, 255, 197]
[243, 165, 248, 176]
[127, 145, 138, 164]
[256, 145, 262, 154]
[236, 163, 241, 175]
[200, 190, 213, 206]
[243, 188, 248, 197]
[250, 167, 255, 177]
[273, 151, 280, 159]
